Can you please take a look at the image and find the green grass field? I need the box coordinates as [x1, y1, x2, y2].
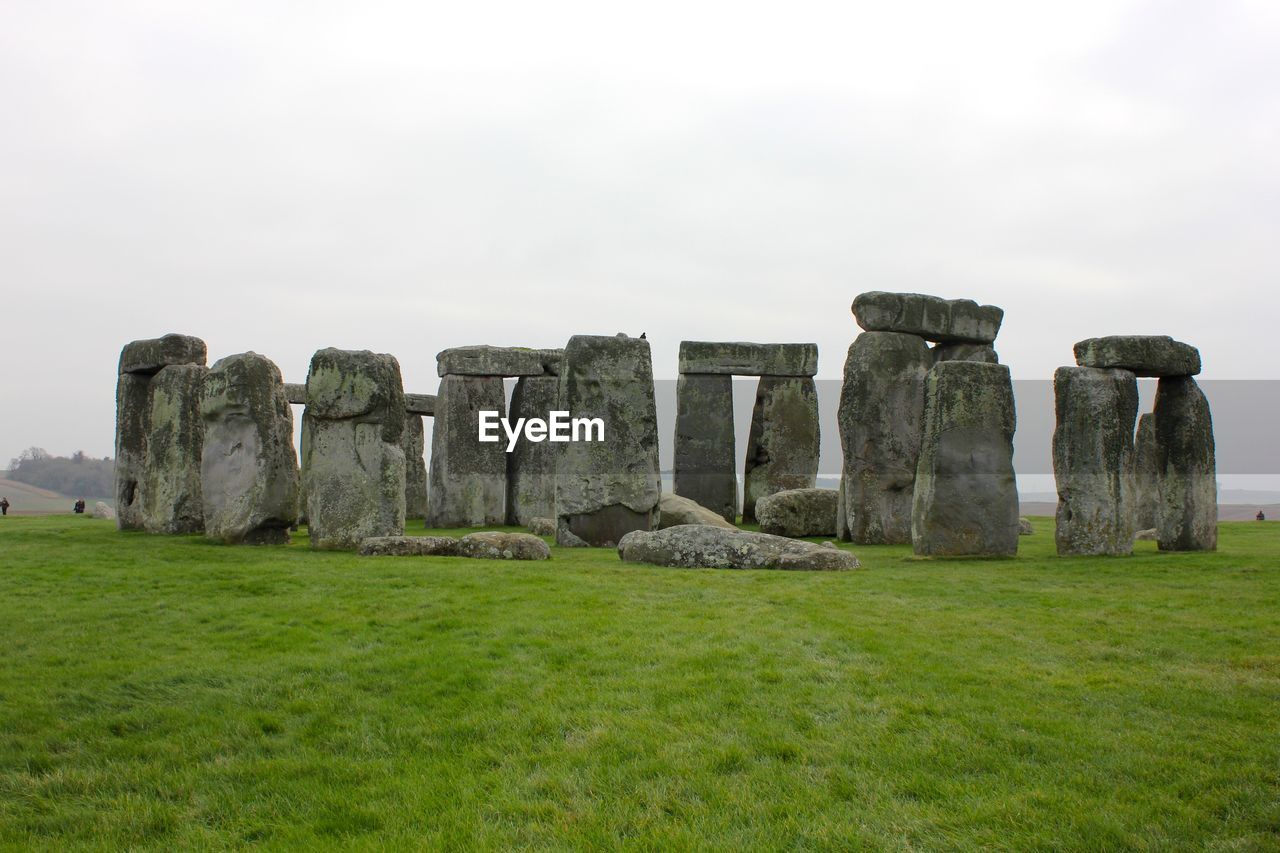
[1, 516, 1277, 849]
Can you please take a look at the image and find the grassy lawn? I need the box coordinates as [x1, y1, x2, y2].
[1, 516, 1277, 849]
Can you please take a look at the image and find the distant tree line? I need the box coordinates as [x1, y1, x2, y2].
[6, 448, 114, 498]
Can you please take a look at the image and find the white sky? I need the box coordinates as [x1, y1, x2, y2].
[2, 0, 1278, 465]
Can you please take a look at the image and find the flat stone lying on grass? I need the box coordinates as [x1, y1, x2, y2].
[458, 531, 551, 560]
[617, 524, 860, 570]
[658, 493, 736, 530]
[92, 501, 115, 520]
[359, 536, 461, 556]
[852, 292, 1004, 344]
[1073, 336, 1201, 377]
[527, 517, 556, 537]
[756, 488, 838, 537]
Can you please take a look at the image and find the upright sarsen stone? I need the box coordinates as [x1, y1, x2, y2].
[911, 361, 1019, 557]
[304, 349, 406, 549]
[142, 364, 207, 534]
[836, 332, 930, 544]
[555, 335, 661, 546]
[742, 376, 820, 522]
[1153, 377, 1217, 551]
[673, 373, 737, 522]
[1052, 366, 1138, 556]
[402, 415, 428, 521]
[1133, 413, 1160, 530]
[506, 374, 559, 526]
[426, 375, 506, 527]
[200, 352, 299, 544]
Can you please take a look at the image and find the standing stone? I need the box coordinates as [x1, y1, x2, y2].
[402, 415, 428, 521]
[303, 349, 406, 550]
[1133, 413, 1160, 530]
[426, 375, 506, 527]
[506, 374, 559, 526]
[142, 364, 207, 533]
[297, 410, 311, 526]
[200, 352, 299, 544]
[912, 361, 1019, 557]
[742, 376, 820, 523]
[1052, 366, 1139, 556]
[836, 332, 930, 544]
[555, 335, 661, 546]
[1153, 377, 1217, 551]
[673, 373, 737, 522]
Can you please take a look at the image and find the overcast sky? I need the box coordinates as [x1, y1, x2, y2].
[2, 0, 1278, 466]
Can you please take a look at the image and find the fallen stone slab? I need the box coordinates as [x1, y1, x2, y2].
[853, 292, 1004, 344]
[658, 493, 737, 530]
[458, 531, 551, 560]
[1073, 336, 1201, 377]
[617, 524, 860, 570]
[678, 341, 818, 377]
[359, 535, 460, 556]
[756, 488, 838, 537]
[92, 501, 116, 520]
[119, 333, 207, 375]
[437, 345, 561, 377]
[527, 517, 556, 537]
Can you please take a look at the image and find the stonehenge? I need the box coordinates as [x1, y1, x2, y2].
[1051, 336, 1215, 555]
[114, 334, 208, 533]
[617, 525, 860, 571]
[200, 352, 299, 544]
[853, 291, 1003, 344]
[756, 488, 839, 538]
[555, 334, 661, 547]
[302, 348, 407, 549]
[673, 341, 819, 523]
[506, 372, 560, 526]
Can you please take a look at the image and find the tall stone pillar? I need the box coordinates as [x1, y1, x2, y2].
[742, 376, 819, 523]
[673, 373, 737, 522]
[507, 374, 560, 526]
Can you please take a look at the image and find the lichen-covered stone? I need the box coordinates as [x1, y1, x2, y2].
[742, 377, 820, 522]
[672, 373, 737, 522]
[118, 333, 207, 375]
[506, 375, 559, 526]
[836, 332, 930, 544]
[283, 383, 306, 405]
[404, 393, 436, 416]
[853, 292, 1004, 344]
[200, 352, 299, 545]
[458, 531, 551, 560]
[1135, 528, 1158, 541]
[304, 349, 406, 550]
[1133, 413, 1160, 530]
[932, 343, 998, 365]
[658, 493, 737, 530]
[92, 501, 116, 520]
[358, 535, 460, 556]
[1153, 376, 1217, 551]
[677, 341, 818, 377]
[617, 524, 860, 570]
[426, 375, 506, 527]
[402, 414, 429, 521]
[555, 335, 661, 546]
[142, 364, 207, 534]
[527, 517, 557, 537]
[756, 488, 838, 538]
[1073, 336, 1201, 377]
[1018, 518, 1034, 535]
[436, 345, 560, 377]
[1052, 366, 1138, 556]
[911, 361, 1019, 557]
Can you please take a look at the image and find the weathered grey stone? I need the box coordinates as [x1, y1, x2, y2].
[118, 333, 207, 375]
[303, 349, 406, 550]
[658, 493, 737, 530]
[283, 383, 306, 405]
[756, 488, 838, 538]
[1052, 367, 1138, 556]
[555, 335, 661, 547]
[358, 535, 460, 556]
[402, 415, 428, 521]
[1133, 413, 1160, 530]
[527, 517, 556, 537]
[506, 374, 559, 526]
[200, 352, 299, 545]
[617, 525, 860, 570]
[911, 361, 1019, 557]
[1153, 376, 1217, 551]
[1073, 336, 1201, 377]
[404, 393, 436, 416]
[836, 332, 930, 544]
[296, 410, 311, 526]
[426, 375, 506, 527]
[1135, 528, 1158, 541]
[677, 341, 818, 377]
[92, 501, 115, 520]
[436, 345, 560, 377]
[1018, 518, 1034, 535]
[458, 531, 551, 560]
[853, 292, 1004, 344]
[114, 372, 152, 531]
[672, 373, 737, 522]
[142, 364, 207, 534]
[932, 343, 998, 365]
[742, 377, 820, 523]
